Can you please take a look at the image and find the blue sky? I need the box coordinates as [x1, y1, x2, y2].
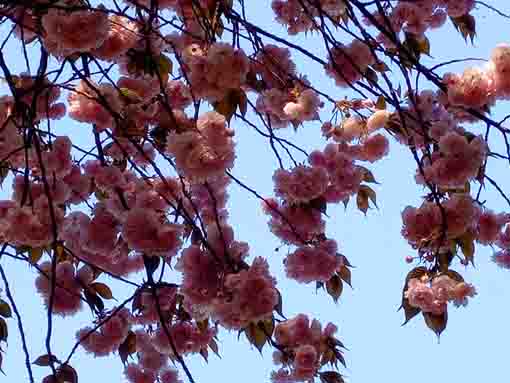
[1, 1, 510, 382]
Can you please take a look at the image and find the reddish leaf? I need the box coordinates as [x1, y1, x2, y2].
[56, 364, 78, 383]
[0, 300, 11, 318]
[450, 14, 476, 43]
[0, 318, 7, 343]
[405, 267, 428, 283]
[238, 89, 248, 117]
[29, 247, 44, 265]
[326, 275, 343, 303]
[33, 354, 60, 366]
[423, 311, 448, 338]
[209, 338, 221, 358]
[356, 190, 369, 215]
[444, 270, 464, 283]
[90, 283, 113, 300]
[199, 348, 209, 363]
[338, 266, 352, 288]
[399, 297, 421, 326]
[274, 289, 285, 319]
[118, 331, 136, 365]
[359, 166, 379, 184]
[320, 371, 345, 383]
[245, 322, 266, 353]
[84, 289, 104, 313]
[457, 232, 475, 265]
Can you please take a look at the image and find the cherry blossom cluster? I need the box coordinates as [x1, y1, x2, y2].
[35, 262, 93, 316]
[271, 0, 347, 35]
[76, 307, 133, 357]
[271, 314, 344, 383]
[3, 0, 510, 382]
[263, 101, 390, 284]
[125, 329, 183, 383]
[363, 0, 474, 47]
[254, 45, 323, 128]
[405, 274, 476, 315]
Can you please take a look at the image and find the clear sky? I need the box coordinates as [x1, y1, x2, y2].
[1, 1, 510, 383]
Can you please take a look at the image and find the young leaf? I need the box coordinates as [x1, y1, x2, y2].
[90, 283, 113, 300]
[375, 95, 386, 110]
[274, 289, 285, 319]
[356, 190, 369, 215]
[326, 275, 343, 303]
[0, 300, 11, 318]
[320, 371, 345, 383]
[245, 323, 266, 353]
[423, 311, 448, 338]
[399, 296, 421, 326]
[0, 318, 7, 342]
[359, 166, 378, 184]
[209, 338, 221, 358]
[450, 14, 476, 43]
[457, 232, 475, 265]
[84, 289, 104, 313]
[29, 247, 44, 265]
[33, 354, 60, 367]
[338, 266, 352, 288]
[118, 331, 137, 365]
[57, 364, 78, 383]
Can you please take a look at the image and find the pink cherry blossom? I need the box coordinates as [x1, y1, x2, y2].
[477, 210, 509, 245]
[273, 165, 329, 204]
[326, 40, 375, 87]
[68, 80, 122, 131]
[285, 240, 343, 283]
[122, 208, 184, 256]
[93, 15, 139, 61]
[166, 111, 236, 182]
[42, 7, 109, 57]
